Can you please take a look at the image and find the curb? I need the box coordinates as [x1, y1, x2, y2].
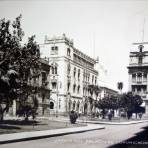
[77, 119, 148, 125]
[52, 118, 148, 125]
[0, 124, 104, 144]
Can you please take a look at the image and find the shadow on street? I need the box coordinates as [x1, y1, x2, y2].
[108, 125, 148, 148]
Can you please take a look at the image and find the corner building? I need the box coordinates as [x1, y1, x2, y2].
[128, 43, 148, 114]
[40, 34, 99, 115]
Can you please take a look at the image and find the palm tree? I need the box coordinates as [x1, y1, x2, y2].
[117, 82, 123, 94]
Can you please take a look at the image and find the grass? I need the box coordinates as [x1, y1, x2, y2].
[0, 119, 85, 135]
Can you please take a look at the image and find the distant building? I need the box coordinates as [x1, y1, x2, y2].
[127, 43, 148, 113]
[40, 34, 99, 115]
[100, 86, 118, 99]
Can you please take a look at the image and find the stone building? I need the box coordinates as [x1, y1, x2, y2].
[100, 86, 118, 99]
[11, 58, 51, 116]
[127, 42, 148, 113]
[40, 34, 99, 115]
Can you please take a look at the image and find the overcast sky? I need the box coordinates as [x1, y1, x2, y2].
[0, 0, 148, 92]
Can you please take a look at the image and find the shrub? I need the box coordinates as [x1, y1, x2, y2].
[69, 111, 78, 124]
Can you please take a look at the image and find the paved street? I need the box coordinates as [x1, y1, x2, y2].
[1, 122, 148, 148]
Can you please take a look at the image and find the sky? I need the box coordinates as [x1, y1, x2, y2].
[0, 0, 148, 92]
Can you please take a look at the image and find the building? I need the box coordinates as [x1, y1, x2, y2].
[100, 86, 118, 99]
[127, 42, 148, 113]
[40, 34, 99, 115]
[11, 58, 51, 117]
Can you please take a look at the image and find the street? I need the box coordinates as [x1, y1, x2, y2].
[1, 122, 148, 148]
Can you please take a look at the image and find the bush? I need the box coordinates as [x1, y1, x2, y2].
[69, 111, 78, 124]
[108, 112, 112, 121]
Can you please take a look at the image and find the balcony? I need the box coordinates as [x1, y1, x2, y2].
[132, 80, 147, 85]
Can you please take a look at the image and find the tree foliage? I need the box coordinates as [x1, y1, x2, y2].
[96, 92, 143, 119]
[0, 15, 40, 120]
[97, 96, 118, 110]
[119, 92, 143, 119]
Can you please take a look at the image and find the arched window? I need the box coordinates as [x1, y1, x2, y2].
[76, 101, 80, 111]
[73, 84, 76, 93]
[74, 67, 76, 78]
[49, 102, 54, 109]
[67, 63, 71, 74]
[78, 69, 80, 80]
[52, 67, 54, 74]
[67, 48, 71, 56]
[77, 85, 80, 94]
[51, 63, 58, 75]
[55, 66, 57, 74]
[72, 101, 76, 110]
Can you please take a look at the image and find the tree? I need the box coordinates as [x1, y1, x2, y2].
[0, 15, 40, 121]
[117, 82, 123, 94]
[96, 96, 119, 118]
[119, 92, 143, 119]
[133, 95, 143, 118]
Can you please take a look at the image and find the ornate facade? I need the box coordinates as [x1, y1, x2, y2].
[40, 34, 99, 115]
[127, 43, 148, 113]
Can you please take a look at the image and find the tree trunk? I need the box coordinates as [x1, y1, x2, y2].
[0, 113, 4, 121]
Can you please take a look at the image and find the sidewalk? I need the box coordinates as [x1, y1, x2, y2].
[51, 116, 148, 125]
[0, 123, 104, 144]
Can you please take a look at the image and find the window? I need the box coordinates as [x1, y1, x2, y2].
[137, 73, 142, 83]
[132, 86, 135, 92]
[74, 67, 76, 78]
[42, 72, 47, 84]
[52, 82, 57, 89]
[72, 101, 76, 110]
[67, 48, 71, 56]
[76, 101, 80, 111]
[95, 77, 97, 85]
[132, 74, 136, 83]
[137, 86, 141, 92]
[49, 102, 54, 109]
[59, 98, 61, 109]
[92, 75, 94, 84]
[55, 66, 57, 74]
[51, 46, 58, 55]
[83, 87, 85, 95]
[52, 67, 54, 74]
[67, 82, 70, 92]
[67, 63, 71, 74]
[73, 84, 76, 93]
[78, 69, 80, 80]
[77, 85, 80, 94]
[51, 63, 58, 75]
[138, 57, 142, 64]
[143, 73, 147, 82]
